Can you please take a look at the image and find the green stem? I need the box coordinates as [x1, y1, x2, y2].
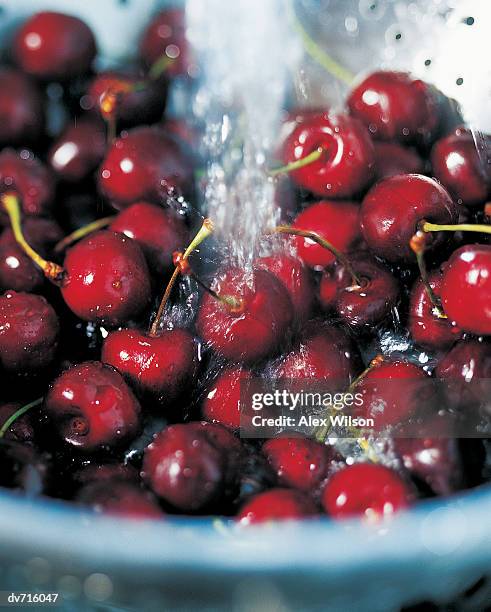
[269, 147, 324, 177]
[422, 221, 491, 235]
[148, 55, 176, 80]
[0, 398, 43, 438]
[54, 216, 115, 254]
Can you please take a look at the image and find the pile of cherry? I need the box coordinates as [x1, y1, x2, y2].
[0, 9, 490, 525]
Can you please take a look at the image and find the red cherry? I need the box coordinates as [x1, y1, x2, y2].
[196, 267, 293, 363]
[281, 113, 375, 198]
[13, 11, 96, 80]
[99, 126, 194, 208]
[360, 174, 458, 263]
[101, 327, 196, 402]
[322, 463, 411, 519]
[440, 244, 491, 335]
[0, 291, 59, 373]
[373, 142, 424, 180]
[109, 202, 189, 275]
[71, 462, 139, 488]
[202, 365, 251, 431]
[0, 402, 36, 443]
[46, 361, 141, 451]
[61, 230, 151, 327]
[0, 68, 44, 147]
[292, 200, 360, 268]
[409, 270, 462, 350]
[237, 488, 317, 524]
[431, 127, 491, 207]
[76, 480, 164, 519]
[347, 71, 439, 143]
[318, 261, 353, 311]
[162, 118, 200, 149]
[48, 117, 106, 183]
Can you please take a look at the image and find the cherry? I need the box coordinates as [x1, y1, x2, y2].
[0, 67, 44, 147]
[237, 488, 317, 524]
[109, 202, 189, 275]
[196, 267, 293, 363]
[322, 463, 411, 520]
[162, 118, 199, 149]
[409, 270, 462, 351]
[61, 230, 151, 327]
[0, 291, 59, 373]
[279, 112, 375, 198]
[373, 142, 424, 180]
[291, 200, 360, 268]
[431, 127, 491, 207]
[0, 149, 55, 219]
[48, 117, 106, 183]
[45, 361, 141, 451]
[99, 126, 194, 209]
[0, 402, 36, 443]
[71, 462, 139, 488]
[76, 480, 164, 519]
[0, 440, 48, 495]
[347, 71, 439, 144]
[13, 11, 97, 80]
[318, 261, 353, 311]
[101, 327, 197, 402]
[440, 245, 491, 336]
[202, 365, 251, 431]
[262, 436, 336, 493]
[360, 174, 458, 263]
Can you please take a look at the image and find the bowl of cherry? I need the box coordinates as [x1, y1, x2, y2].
[0, 2, 490, 611]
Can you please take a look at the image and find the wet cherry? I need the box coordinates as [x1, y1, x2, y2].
[76, 480, 164, 519]
[202, 365, 251, 431]
[373, 142, 424, 180]
[237, 488, 317, 524]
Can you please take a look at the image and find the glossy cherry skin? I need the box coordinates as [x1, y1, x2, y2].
[254, 253, 313, 323]
[0, 291, 59, 373]
[409, 270, 462, 351]
[440, 245, 491, 336]
[0, 149, 55, 219]
[142, 421, 241, 512]
[61, 230, 151, 327]
[202, 366, 251, 431]
[322, 463, 411, 520]
[237, 488, 318, 524]
[196, 267, 293, 364]
[431, 127, 491, 206]
[347, 71, 439, 144]
[262, 436, 335, 493]
[292, 200, 360, 269]
[281, 112, 375, 198]
[361, 174, 458, 263]
[13, 11, 96, 80]
[101, 328, 197, 402]
[99, 126, 194, 209]
[0, 68, 44, 147]
[45, 361, 141, 451]
[76, 480, 164, 519]
[373, 142, 424, 180]
[0, 217, 63, 292]
[48, 117, 106, 183]
[0, 402, 36, 443]
[109, 202, 189, 275]
[318, 261, 353, 311]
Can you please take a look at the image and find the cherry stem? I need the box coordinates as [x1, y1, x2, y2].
[422, 221, 491, 235]
[54, 216, 115, 254]
[410, 231, 447, 319]
[149, 218, 214, 337]
[1, 193, 65, 285]
[287, 1, 354, 85]
[188, 270, 243, 312]
[148, 55, 176, 80]
[272, 225, 363, 286]
[0, 397, 43, 439]
[269, 147, 324, 177]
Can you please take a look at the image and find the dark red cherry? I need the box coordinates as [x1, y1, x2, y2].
[13, 11, 96, 80]
[0, 402, 36, 443]
[281, 113, 375, 198]
[71, 462, 139, 488]
[262, 436, 336, 492]
[162, 118, 199, 149]
[373, 142, 424, 180]
[48, 117, 106, 183]
[431, 127, 491, 207]
[45, 361, 141, 451]
[360, 174, 458, 263]
[0, 440, 48, 494]
[109, 202, 188, 275]
[61, 230, 151, 327]
[237, 488, 317, 524]
[292, 200, 360, 268]
[409, 270, 462, 350]
[0, 291, 59, 373]
[0, 68, 44, 147]
[202, 365, 251, 431]
[0, 217, 63, 292]
[99, 126, 194, 208]
[322, 463, 411, 520]
[196, 267, 293, 364]
[76, 480, 164, 519]
[255, 252, 313, 323]
[101, 327, 196, 402]
[347, 71, 439, 143]
[318, 261, 353, 311]
[440, 245, 491, 335]
[0, 149, 55, 219]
